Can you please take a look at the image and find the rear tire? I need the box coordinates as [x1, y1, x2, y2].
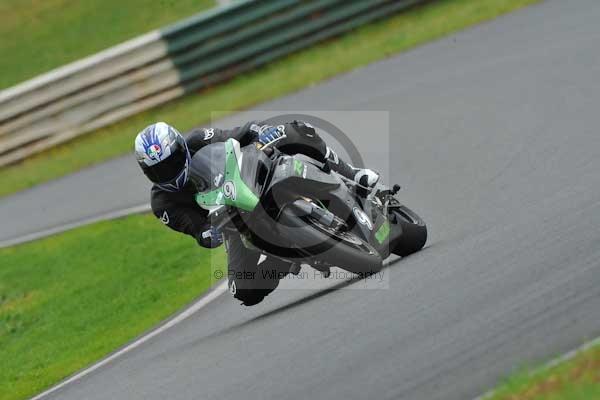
[389, 206, 427, 257]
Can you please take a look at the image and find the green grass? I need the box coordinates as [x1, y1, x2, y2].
[0, 0, 214, 89]
[0, 0, 540, 199]
[488, 342, 600, 400]
[0, 214, 226, 400]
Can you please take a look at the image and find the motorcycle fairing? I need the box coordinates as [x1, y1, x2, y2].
[265, 155, 393, 257]
[195, 139, 259, 212]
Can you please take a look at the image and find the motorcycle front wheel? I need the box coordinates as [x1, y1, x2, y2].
[389, 205, 427, 257]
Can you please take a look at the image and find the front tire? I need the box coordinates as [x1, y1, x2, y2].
[389, 206, 427, 257]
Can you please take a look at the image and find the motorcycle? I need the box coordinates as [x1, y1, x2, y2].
[190, 138, 427, 277]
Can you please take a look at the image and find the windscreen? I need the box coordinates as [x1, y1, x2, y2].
[189, 142, 226, 193]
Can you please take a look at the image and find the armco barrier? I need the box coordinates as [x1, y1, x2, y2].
[0, 0, 425, 167]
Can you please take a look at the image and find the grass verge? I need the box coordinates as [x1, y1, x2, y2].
[0, 0, 540, 198]
[0, 0, 214, 89]
[0, 214, 226, 400]
[488, 342, 600, 400]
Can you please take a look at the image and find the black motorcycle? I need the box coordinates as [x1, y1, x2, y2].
[190, 138, 427, 276]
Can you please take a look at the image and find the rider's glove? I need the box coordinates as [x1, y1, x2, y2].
[257, 125, 286, 147]
[199, 226, 224, 248]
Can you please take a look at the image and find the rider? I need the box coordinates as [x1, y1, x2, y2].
[134, 120, 379, 306]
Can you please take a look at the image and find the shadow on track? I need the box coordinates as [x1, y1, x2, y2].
[250, 246, 433, 322]
[189, 252, 434, 345]
[158, 247, 434, 360]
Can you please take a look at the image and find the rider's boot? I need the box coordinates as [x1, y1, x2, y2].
[325, 147, 379, 189]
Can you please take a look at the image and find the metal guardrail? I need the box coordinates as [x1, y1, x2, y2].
[0, 0, 425, 167]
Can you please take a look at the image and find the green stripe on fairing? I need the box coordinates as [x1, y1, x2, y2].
[375, 220, 390, 244]
[195, 139, 259, 212]
[294, 159, 304, 176]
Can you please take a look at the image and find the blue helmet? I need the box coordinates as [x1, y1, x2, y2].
[134, 122, 190, 192]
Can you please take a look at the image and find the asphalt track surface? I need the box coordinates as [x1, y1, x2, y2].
[2, 1, 600, 399]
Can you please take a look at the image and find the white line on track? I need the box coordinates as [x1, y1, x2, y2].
[0, 203, 151, 249]
[473, 335, 600, 400]
[30, 280, 228, 400]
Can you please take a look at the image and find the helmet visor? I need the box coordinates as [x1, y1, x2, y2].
[143, 144, 188, 183]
